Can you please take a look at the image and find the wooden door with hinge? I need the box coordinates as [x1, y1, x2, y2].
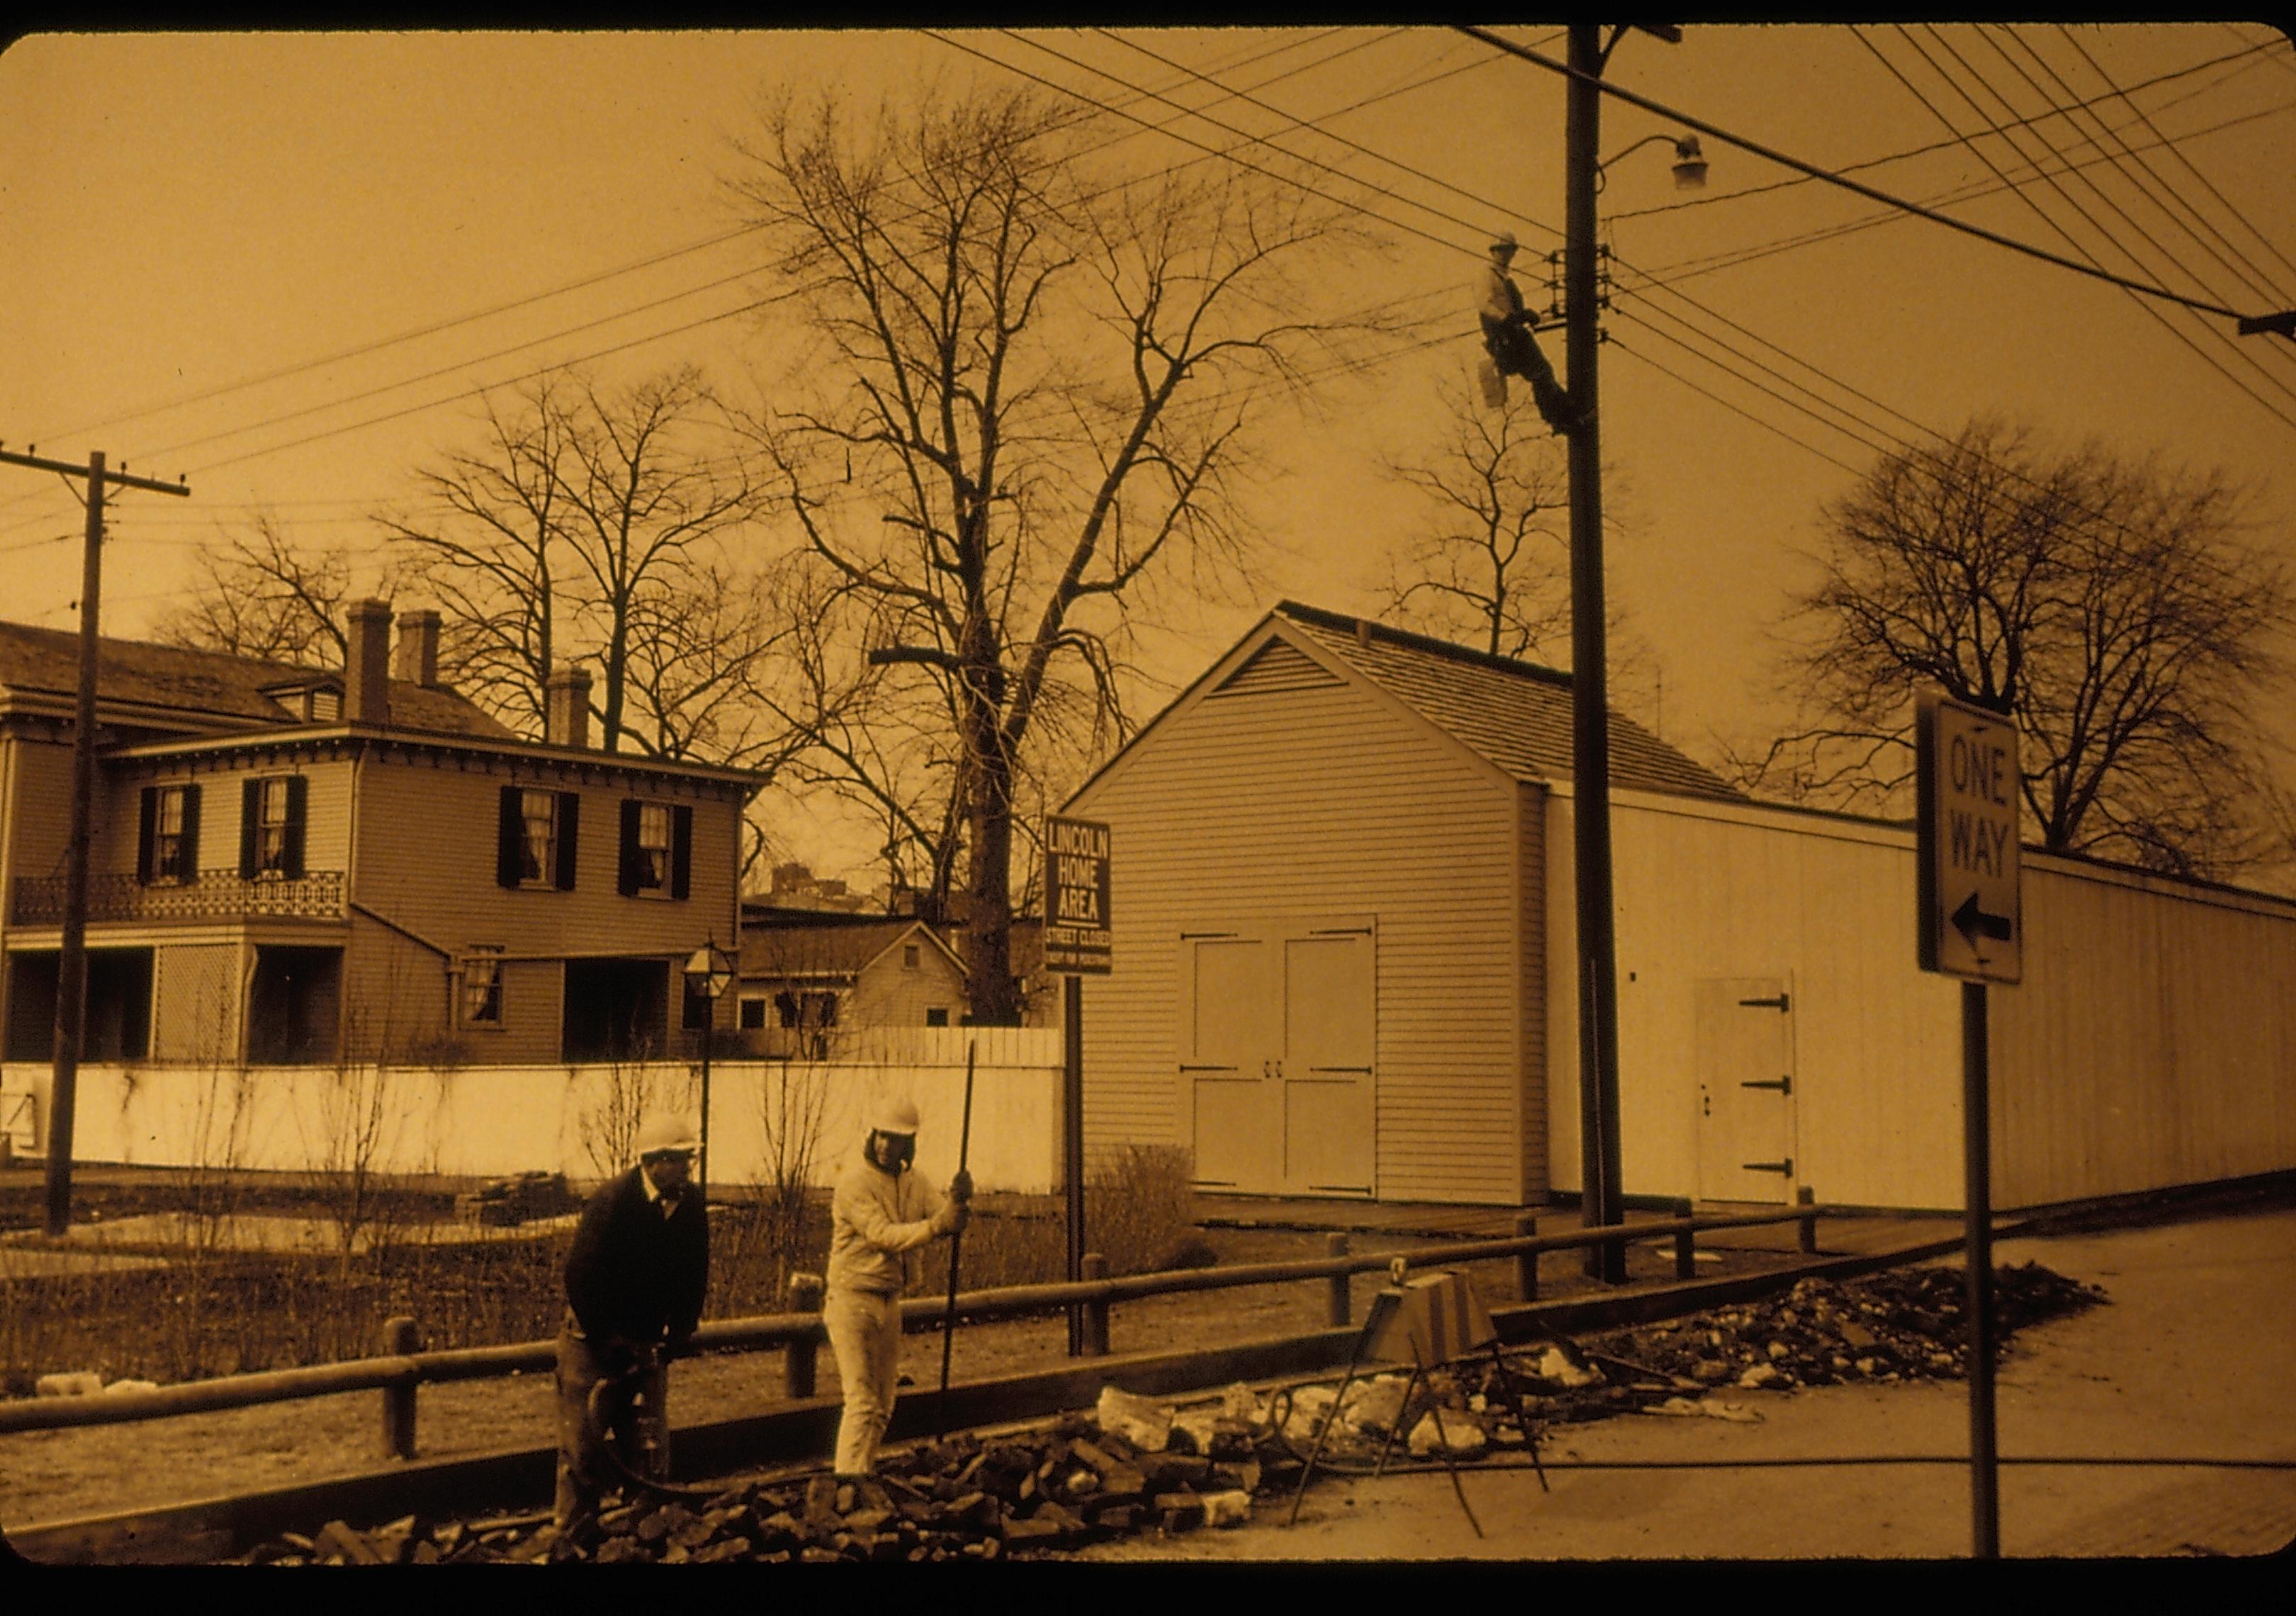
[1694, 977, 1798, 1203]
[1280, 924, 1375, 1196]
[1182, 922, 1377, 1197]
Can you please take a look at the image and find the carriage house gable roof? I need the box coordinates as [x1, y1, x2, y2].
[1068, 601, 1745, 809]
[1276, 602, 1745, 802]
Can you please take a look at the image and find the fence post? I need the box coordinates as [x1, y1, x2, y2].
[1081, 1253, 1110, 1357]
[1514, 1213, 1540, 1301]
[1797, 1186, 1818, 1255]
[785, 1272, 825, 1400]
[379, 1315, 419, 1461]
[1674, 1198, 1696, 1281]
[1324, 1233, 1351, 1328]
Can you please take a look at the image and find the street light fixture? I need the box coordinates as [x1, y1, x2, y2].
[683, 939, 736, 1199]
[1595, 132, 1708, 191]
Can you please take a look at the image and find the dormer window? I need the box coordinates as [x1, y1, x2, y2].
[307, 687, 340, 722]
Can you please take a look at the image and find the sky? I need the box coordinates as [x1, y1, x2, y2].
[4, 25, 2292, 887]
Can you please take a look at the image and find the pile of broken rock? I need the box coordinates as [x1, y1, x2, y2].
[230, 1260, 2106, 1564]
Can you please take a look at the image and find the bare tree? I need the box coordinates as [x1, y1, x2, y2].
[728, 86, 1402, 1022]
[154, 513, 356, 666]
[1374, 365, 1667, 733]
[381, 365, 762, 755]
[1734, 417, 2294, 879]
[1376, 370, 1573, 660]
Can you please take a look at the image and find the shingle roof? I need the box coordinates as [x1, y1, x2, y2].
[739, 919, 961, 982]
[0, 619, 514, 741]
[1274, 601, 1745, 803]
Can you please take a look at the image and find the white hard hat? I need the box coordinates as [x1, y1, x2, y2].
[1490, 230, 1519, 252]
[635, 1113, 701, 1160]
[871, 1097, 921, 1137]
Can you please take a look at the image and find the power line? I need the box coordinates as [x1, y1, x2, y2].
[1604, 35, 2289, 224]
[970, 28, 1541, 263]
[2048, 24, 2296, 294]
[0, 28, 1392, 526]
[1870, 26, 2296, 427]
[1638, 96, 2296, 297]
[1453, 23, 2291, 330]
[1608, 336, 1869, 477]
[1987, 25, 2294, 310]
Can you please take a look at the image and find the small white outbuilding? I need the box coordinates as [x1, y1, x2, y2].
[1061, 602, 2296, 1211]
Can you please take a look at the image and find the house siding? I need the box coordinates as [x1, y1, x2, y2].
[101, 756, 354, 879]
[1516, 780, 1548, 1202]
[1070, 667, 1525, 1206]
[344, 747, 741, 1060]
[847, 948, 967, 1028]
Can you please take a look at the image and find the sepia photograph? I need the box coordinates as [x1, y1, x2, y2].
[0, 23, 2291, 1567]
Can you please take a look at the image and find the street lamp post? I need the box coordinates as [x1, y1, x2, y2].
[684, 941, 736, 1199]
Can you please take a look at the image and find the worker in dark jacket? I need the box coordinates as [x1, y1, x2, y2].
[551, 1113, 710, 1553]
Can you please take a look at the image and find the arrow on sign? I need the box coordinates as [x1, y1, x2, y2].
[1952, 892, 2014, 950]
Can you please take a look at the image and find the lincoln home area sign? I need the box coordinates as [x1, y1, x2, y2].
[1044, 816, 1113, 975]
[1916, 692, 2023, 985]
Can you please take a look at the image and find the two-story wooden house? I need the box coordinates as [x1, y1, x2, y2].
[0, 600, 758, 1086]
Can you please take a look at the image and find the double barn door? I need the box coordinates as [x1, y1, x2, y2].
[1182, 921, 1375, 1198]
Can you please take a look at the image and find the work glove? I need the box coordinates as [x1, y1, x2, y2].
[949, 1169, 973, 1204]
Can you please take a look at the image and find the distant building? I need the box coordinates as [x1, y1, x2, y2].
[0, 601, 758, 1077]
[758, 860, 875, 914]
[736, 914, 968, 1055]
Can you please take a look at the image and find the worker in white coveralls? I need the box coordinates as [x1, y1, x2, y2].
[1478, 230, 1580, 434]
[824, 1097, 971, 1476]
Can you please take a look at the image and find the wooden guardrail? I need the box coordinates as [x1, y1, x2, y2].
[0, 1201, 1823, 1456]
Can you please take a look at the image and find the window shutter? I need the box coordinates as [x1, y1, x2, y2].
[618, 799, 642, 897]
[180, 782, 201, 876]
[497, 787, 523, 887]
[137, 787, 157, 884]
[282, 775, 308, 880]
[555, 792, 580, 890]
[670, 804, 693, 900]
[239, 778, 261, 879]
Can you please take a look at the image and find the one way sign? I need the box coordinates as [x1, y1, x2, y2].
[1916, 692, 2022, 984]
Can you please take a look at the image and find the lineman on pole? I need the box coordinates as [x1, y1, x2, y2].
[825, 1097, 971, 1478]
[551, 1112, 710, 1558]
[1478, 230, 1581, 434]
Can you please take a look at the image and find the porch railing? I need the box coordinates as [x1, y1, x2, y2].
[7, 870, 346, 926]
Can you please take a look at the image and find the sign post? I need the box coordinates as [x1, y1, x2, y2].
[1045, 815, 1113, 1356]
[1915, 692, 2022, 1561]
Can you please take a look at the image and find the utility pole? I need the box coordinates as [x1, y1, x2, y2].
[0, 445, 190, 1236]
[1565, 23, 1628, 1283]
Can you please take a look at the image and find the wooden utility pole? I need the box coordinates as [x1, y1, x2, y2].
[0, 446, 189, 1235]
[1565, 23, 1626, 1282]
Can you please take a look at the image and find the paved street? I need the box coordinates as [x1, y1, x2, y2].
[1080, 1204, 2296, 1561]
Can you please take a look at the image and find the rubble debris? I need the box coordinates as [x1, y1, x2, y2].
[33, 1371, 103, 1398]
[453, 1170, 575, 1228]
[226, 1260, 2104, 1564]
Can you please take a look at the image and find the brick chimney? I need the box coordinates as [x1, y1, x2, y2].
[344, 598, 392, 726]
[393, 608, 441, 687]
[544, 663, 592, 750]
